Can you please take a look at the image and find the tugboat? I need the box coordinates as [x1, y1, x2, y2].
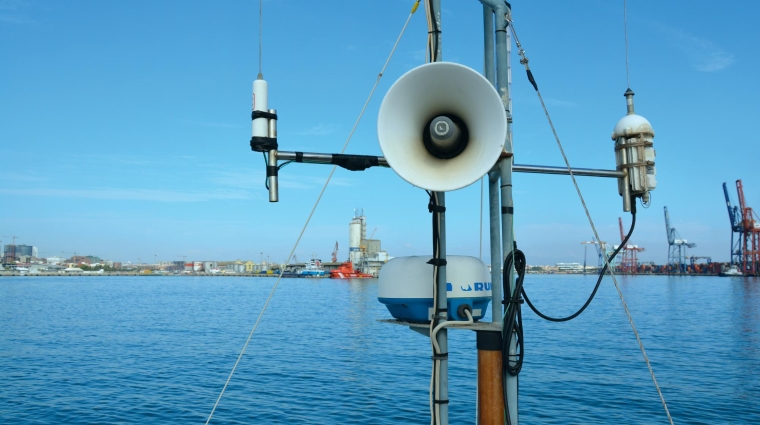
[330, 261, 373, 279]
[298, 258, 326, 278]
[719, 264, 743, 277]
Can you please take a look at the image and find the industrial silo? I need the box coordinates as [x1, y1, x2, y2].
[349, 215, 363, 267]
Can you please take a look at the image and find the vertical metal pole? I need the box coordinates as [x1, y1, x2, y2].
[483, 4, 501, 325]
[482, 7, 505, 425]
[495, 3, 518, 424]
[488, 172, 502, 324]
[483, 5, 495, 91]
[435, 192, 449, 425]
[433, 0, 442, 61]
[267, 109, 279, 203]
[431, 2, 447, 424]
[267, 150, 278, 202]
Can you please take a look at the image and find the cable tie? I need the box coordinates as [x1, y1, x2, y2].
[426, 258, 447, 267]
[295, 152, 303, 162]
[251, 110, 278, 121]
[431, 353, 448, 361]
[265, 166, 278, 178]
[250, 136, 278, 152]
[427, 204, 446, 213]
[433, 399, 450, 404]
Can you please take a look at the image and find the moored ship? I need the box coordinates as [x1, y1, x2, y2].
[330, 261, 373, 279]
[298, 258, 326, 277]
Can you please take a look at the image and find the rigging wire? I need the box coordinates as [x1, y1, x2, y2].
[508, 20, 675, 425]
[204, 3, 421, 423]
[624, 0, 630, 88]
[258, 0, 263, 77]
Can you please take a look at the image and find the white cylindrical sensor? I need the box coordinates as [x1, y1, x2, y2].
[252, 79, 269, 138]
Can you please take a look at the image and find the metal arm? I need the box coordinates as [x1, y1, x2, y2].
[266, 150, 625, 202]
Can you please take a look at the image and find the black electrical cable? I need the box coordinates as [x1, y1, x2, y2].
[501, 247, 526, 425]
[426, 0, 439, 62]
[522, 200, 636, 322]
[428, 190, 442, 425]
[501, 200, 637, 422]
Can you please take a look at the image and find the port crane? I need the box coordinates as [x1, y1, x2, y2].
[331, 242, 339, 263]
[664, 206, 695, 273]
[619, 217, 645, 274]
[689, 256, 712, 266]
[723, 182, 745, 266]
[736, 180, 760, 275]
[580, 237, 611, 270]
[580, 239, 596, 272]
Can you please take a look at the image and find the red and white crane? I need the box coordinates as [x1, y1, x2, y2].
[736, 180, 760, 275]
[619, 217, 644, 275]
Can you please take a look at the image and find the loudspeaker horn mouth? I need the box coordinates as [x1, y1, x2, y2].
[423, 114, 469, 160]
[377, 62, 507, 192]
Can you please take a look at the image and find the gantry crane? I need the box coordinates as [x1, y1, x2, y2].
[736, 180, 760, 275]
[619, 217, 645, 274]
[664, 206, 696, 274]
[581, 239, 596, 272]
[581, 237, 612, 271]
[723, 182, 745, 266]
[689, 256, 712, 266]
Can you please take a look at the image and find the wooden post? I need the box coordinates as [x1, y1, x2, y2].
[477, 330, 505, 425]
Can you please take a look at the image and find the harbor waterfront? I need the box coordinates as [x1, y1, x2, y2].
[1, 275, 758, 424]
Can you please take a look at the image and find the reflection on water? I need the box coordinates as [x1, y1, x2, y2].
[0, 275, 758, 424]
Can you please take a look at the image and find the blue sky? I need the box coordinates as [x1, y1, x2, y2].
[1, 0, 758, 265]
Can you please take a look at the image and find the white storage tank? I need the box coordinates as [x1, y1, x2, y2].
[378, 255, 492, 322]
[349, 219, 362, 252]
[193, 261, 202, 272]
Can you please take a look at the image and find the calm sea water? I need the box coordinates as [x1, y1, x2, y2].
[1, 275, 758, 424]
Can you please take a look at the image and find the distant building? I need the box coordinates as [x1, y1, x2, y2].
[556, 262, 584, 273]
[347, 209, 389, 276]
[225, 261, 245, 273]
[15, 245, 38, 258]
[3, 244, 17, 262]
[69, 256, 91, 265]
[46, 256, 65, 265]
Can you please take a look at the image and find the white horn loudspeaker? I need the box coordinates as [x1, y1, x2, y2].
[377, 62, 507, 192]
